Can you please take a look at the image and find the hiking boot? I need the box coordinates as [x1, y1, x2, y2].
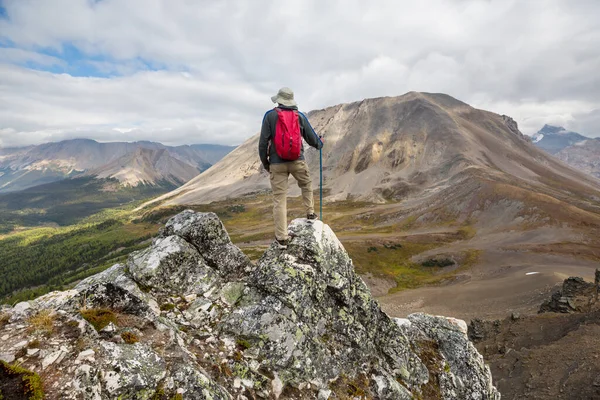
[275, 238, 289, 249]
[307, 213, 318, 220]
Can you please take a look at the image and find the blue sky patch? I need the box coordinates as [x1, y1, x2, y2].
[0, 3, 7, 20]
[1, 40, 164, 78]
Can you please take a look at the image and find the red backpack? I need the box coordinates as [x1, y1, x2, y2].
[273, 108, 302, 160]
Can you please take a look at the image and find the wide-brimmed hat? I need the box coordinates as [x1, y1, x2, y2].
[271, 87, 297, 107]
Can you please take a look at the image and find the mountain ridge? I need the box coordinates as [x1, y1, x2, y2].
[84, 147, 201, 187]
[145, 92, 600, 215]
[0, 139, 235, 192]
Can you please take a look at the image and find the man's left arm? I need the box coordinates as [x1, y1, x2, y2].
[299, 112, 323, 150]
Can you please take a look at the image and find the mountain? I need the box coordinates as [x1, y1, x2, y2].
[84, 147, 200, 186]
[553, 137, 600, 179]
[0, 139, 235, 192]
[147, 92, 600, 219]
[0, 210, 499, 399]
[143, 92, 600, 325]
[530, 124, 589, 154]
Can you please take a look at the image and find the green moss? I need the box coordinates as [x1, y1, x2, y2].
[80, 308, 117, 331]
[159, 303, 175, 312]
[236, 338, 252, 350]
[151, 382, 166, 400]
[0, 360, 45, 400]
[178, 325, 190, 333]
[221, 282, 245, 306]
[329, 373, 373, 399]
[415, 340, 444, 400]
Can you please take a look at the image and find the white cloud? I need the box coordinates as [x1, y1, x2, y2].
[0, 47, 64, 67]
[0, 0, 599, 147]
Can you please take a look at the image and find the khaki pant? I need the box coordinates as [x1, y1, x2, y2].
[269, 160, 314, 240]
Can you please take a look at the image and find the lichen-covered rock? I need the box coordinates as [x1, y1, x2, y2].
[0, 210, 500, 399]
[161, 210, 251, 277]
[128, 235, 219, 298]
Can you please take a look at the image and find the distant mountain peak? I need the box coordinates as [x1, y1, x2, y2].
[532, 125, 589, 154]
[0, 139, 235, 192]
[539, 124, 567, 135]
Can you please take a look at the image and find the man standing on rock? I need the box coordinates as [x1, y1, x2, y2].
[259, 87, 323, 249]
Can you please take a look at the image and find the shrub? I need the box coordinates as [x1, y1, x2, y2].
[0, 360, 45, 400]
[121, 331, 139, 344]
[80, 308, 117, 331]
[421, 258, 455, 268]
[383, 243, 402, 250]
[27, 310, 55, 335]
[159, 303, 175, 312]
[0, 313, 9, 329]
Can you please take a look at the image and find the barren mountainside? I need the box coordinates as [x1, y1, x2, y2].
[0, 139, 234, 192]
[85, 147, 201, 186]
[554, 137, 600, 179]
[148, 92, 600, 234]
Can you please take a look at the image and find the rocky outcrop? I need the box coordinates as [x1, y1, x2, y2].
[539, 276, 597, 314]
[501, 115, 524, 138]
[0, 211, 499, 399]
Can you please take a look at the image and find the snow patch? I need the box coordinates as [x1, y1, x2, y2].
[526, 272, 540, 275]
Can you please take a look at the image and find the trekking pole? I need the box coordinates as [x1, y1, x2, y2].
[319, 146, 323, 221]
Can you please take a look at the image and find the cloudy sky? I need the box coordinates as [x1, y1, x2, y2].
[0, 0, 599, 148]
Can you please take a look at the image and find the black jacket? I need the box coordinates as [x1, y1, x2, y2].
[258, 105, 323, 169]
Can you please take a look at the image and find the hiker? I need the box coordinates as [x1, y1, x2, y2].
[259, 87, 323, 249]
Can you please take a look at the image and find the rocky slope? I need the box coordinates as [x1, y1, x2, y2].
[85, 148, 201, 187]
[0, 139, 234, 192]
[469, 275, 600, 400]
[554, 137, 600, 179]
[145, 93, 600, 232]
[0, 210, 499, 399]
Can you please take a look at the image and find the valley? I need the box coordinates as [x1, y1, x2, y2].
[3, 93, 600, 322]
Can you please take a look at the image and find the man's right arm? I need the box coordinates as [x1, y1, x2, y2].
[258, 110, 273, 170]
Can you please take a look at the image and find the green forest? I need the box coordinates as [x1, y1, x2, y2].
[0, 217, 159, 304]
[0, 177, 177, 232]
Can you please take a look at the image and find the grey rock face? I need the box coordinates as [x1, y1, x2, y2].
[554, 137, 600, 179]
[128, 234, 219, 298]
[539, 276, 597, 314]
[0, 210, 499, 399]
[161, 210, 251, 277]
